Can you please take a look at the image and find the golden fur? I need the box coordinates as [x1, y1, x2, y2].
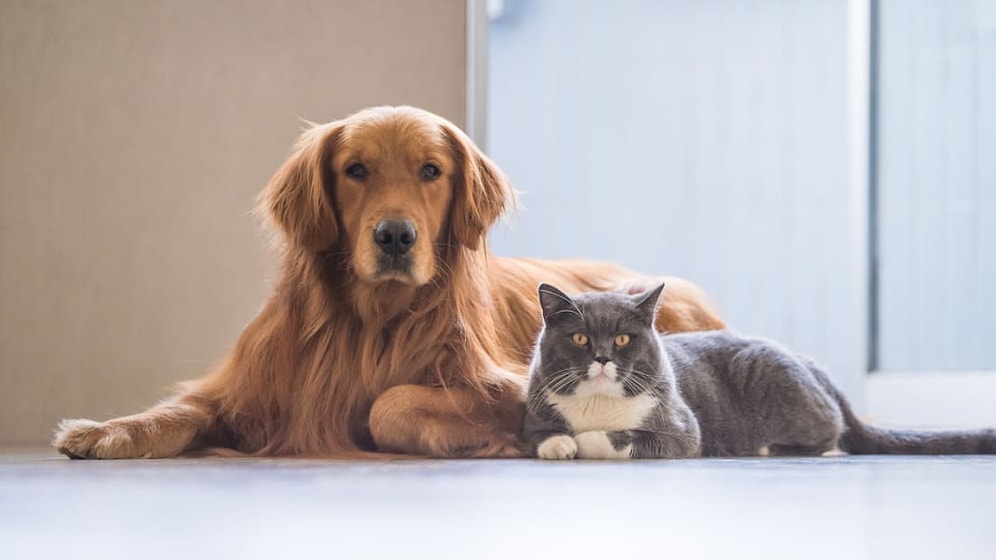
[53, 106, 725, 459]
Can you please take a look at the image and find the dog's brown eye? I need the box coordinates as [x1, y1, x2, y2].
[420, 163, 441, 181]
[345, 163, 367, 179]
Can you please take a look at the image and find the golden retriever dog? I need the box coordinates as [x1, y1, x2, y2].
[54, 106, 725, 459]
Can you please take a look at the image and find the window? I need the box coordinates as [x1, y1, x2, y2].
[874, 0, 996, 372]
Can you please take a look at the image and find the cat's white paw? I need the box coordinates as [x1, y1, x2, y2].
[575, 431, 632, 460]
[537, 435, 578, 460]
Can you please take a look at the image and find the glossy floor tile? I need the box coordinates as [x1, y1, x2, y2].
[2, 451, 994, 559]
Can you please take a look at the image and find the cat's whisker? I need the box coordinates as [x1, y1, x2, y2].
[615, 374, 674, 437]
[630, 377, 668, 427]
[540, 367, 587, 382]
[526, 372, 585, 413]
[532, 366, 587, 389]
[543, 374, 579, 397]
[628, 368, 679, 428]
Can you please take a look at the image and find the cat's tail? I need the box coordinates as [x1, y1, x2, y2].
[808, 362, 996, 455]
[839, 412, 996, 455]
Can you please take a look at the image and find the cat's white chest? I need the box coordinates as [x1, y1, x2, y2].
[546, 391, 657, 433]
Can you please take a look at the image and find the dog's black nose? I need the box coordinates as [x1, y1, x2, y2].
[594, 356, 610, 365]
[373, 220, 417, 256]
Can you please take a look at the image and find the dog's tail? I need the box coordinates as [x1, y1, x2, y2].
[807, 361, 996, 455]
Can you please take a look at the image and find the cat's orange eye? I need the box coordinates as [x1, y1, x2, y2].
[615, 334, 632, 347]
[571, 333, 589, 346]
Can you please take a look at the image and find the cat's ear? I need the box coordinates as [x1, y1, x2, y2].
[538, 283, 575, 323]
[633, 282, 666, 324]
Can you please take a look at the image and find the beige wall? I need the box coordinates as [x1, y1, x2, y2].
[0, 0, 469, 444]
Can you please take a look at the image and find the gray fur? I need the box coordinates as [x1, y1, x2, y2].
[524, 283, 996, 459]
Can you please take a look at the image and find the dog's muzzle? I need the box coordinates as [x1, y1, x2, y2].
[374, 220, 417, 256]
[374, 219, 416, 275]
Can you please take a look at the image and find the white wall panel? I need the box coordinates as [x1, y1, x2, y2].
[489, 0, 867, 402]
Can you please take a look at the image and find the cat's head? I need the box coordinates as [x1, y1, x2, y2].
[532, 282, 666, 398]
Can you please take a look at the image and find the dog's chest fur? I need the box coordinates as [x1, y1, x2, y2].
[546, 391, 657, 433]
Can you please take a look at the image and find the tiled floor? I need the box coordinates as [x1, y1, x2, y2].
[2, 450, 994, 559]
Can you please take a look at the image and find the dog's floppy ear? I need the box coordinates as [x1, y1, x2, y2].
[258, 122, 341, 251]
[442, 123, 515, 250]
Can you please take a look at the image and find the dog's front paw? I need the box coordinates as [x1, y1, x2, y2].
[537, 435, 577, 460]
[53, 419, 137, 459]
[574, 431, 632, 460]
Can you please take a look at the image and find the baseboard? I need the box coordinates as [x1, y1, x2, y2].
[866, 371, 996, 429]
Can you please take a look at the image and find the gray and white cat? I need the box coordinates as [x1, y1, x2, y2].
[524, 282, 996, 460]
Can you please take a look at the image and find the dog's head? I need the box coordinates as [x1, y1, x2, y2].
[260, 106, 513, 286]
